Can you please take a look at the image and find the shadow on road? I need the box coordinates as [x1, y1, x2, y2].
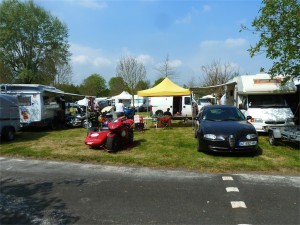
[0, 178, 79, 225]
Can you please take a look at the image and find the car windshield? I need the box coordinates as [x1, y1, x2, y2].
[203, 108, 245, 121]
[198, 98, 210, 104]
[248, 95, 288, 108]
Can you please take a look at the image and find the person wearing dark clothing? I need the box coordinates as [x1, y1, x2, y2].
[163, 108, 172, 117]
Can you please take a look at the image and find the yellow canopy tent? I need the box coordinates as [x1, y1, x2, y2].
[138, 77, 191, 97]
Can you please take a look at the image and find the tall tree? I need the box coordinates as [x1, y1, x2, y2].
[108, 77, 127, 96]
[116, 55, 146, 106]
[156, 54, 176, 79]
[136, 80, 150, 92]
[80, 74, 108, 97]
[200, 60, 238, 98]
[241, 0, 300, 82]
[0, 0, 71, 84]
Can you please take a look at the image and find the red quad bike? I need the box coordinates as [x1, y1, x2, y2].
[85, 116, 134, 152]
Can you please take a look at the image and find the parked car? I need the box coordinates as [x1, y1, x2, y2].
[194, 105, 258, 153]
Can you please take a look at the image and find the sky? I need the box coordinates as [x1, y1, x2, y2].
[33, 0, 272, 87]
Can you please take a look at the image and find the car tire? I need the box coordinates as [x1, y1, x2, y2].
[3, 127, 15, 141]
[197, 138, 203, 152]
[268, 131, 279, 145]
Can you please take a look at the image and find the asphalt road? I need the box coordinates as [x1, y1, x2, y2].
[0, 157, 299, 225]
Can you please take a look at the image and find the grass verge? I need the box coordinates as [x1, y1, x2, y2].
[1, 121, 299, 175]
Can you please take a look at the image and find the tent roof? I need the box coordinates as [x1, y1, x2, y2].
[109, 91, 131, 100]
[138, 77, 191, 97]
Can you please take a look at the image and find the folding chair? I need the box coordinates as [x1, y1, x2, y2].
[134, 115, 144, 131]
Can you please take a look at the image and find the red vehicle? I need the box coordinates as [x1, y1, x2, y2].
[85, 116, 134, 152]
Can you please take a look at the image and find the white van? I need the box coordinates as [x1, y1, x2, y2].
[150, 95, 197, 119]
[222, 74, 296, 132]
[0, 94, 20, 141]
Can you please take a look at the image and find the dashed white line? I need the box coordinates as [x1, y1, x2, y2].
[222, 176, 234, 180]
[231, 201, 247, 208]
[226, 187, 239, 192]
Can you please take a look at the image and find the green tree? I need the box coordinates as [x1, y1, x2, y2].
[108, 77, 127, 96]
[136, 80, 150, 92]
[116, 55, 147, 106]
[152, 78, 164, 87]
[80, 74, 108, 97]
[0, 0, 71, 84]
[241, 0, 300, 82]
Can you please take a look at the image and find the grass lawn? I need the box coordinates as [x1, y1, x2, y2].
[1, 119, 299, 175]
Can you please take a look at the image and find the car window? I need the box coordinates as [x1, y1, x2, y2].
[203, 108, 245, 121]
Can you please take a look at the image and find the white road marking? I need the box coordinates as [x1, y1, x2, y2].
[226, 187, 239, 192]
[222, 176, 233, 180]
[231, 201, 247, 208]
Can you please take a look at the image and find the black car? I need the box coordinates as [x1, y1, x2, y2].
[195, 105, 258, 153]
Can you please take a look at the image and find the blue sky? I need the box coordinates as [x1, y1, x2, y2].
[34, 0, 272, 86]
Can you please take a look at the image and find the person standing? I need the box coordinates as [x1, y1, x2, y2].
[115, 99, 125, 117]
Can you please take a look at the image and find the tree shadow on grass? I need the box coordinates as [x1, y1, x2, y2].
[0, 178, 79, 225]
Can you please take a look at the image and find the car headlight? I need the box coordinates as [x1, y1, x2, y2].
[204, 134, 216, 140]
[246, 134, 257, 139]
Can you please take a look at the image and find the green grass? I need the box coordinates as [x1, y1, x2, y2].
[0, 120, 299, 175]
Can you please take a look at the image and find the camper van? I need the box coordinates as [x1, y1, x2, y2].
[150, 95, 197, 119]
[0, 94, 20, 141]
[221, 74, 296, 132]
[0, 84, 65, 128]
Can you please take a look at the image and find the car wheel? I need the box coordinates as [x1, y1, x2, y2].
[197, 138, 203, 152]
[106, 135, 121, 152]
[268, 131, 279, 145]
[3, 127, 15, 141]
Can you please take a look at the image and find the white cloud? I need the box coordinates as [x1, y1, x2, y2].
[136, 54, 154, 65]
[66, 0, 107, 9]
[175, 13, 192, 25]
[169, 59, 182, 68]
[93, 57, 112, 67]
[202, 5, 212, 12]
[200, 38, 247, 49]
[224, 38, 247, 48]
[72, 55, 88, 64]
[69, 43, 116, 84]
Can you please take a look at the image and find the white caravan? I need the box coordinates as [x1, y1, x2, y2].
[150, 95, 197, 119]
[0, 94, 20, 140]
[221, 74, 296, 132]
[0, 84, 65, 128]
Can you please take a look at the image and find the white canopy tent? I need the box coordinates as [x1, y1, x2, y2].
[108, 91, 132, 107]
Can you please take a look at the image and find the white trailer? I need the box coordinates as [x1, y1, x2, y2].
[221, 74, 296, 132]
[0, 84, 65, 128]
[0, 94, 20, 140]
[150, 95, 197, 119]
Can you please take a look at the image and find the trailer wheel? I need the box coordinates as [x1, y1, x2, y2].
[269, 131, 279, 145]
[106, 135, 121, 152]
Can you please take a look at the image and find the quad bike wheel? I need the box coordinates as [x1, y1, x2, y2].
[106, 135, 121, 152]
